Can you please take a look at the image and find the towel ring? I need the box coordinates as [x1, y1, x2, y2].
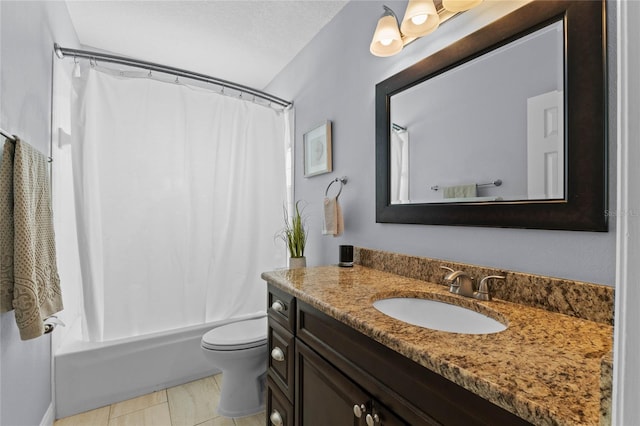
[325, 177, 348, 198]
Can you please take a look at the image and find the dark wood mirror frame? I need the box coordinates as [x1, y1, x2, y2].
[375, 0, 607, 231]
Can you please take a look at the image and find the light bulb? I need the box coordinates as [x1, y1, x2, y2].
[370, 7, 403, 57]
[411, 14, 428, 25]
[400, 0, 439, 38]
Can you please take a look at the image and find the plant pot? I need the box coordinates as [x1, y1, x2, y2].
[289, 256, 307, 269]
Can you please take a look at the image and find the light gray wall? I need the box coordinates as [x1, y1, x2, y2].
[266, 0, 617, 286]
[0, 2, 79, 424]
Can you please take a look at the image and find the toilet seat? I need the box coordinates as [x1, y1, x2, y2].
[201, 316, 267, 351]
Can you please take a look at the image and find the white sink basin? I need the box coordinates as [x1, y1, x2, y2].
[373, 297, 507, 334]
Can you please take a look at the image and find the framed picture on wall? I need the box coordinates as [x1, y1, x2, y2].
[303, 121, 332, 177]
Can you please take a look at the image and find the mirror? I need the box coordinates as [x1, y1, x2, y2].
[376, 0, 607, 231]
[391, 20, 564, 204]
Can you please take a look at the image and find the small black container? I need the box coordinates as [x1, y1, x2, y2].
[339, 245, 354, 267]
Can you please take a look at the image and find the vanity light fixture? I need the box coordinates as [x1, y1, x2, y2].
[369, 0, 483, 57]
[369, 6, 404, 57]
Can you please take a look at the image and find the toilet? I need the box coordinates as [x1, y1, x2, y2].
[201, 315, 268, 418]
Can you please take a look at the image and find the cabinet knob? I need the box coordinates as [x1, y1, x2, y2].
[366, 413, 380, 426]
[271, 347, 285, 362]
[270, 409, 283, 426]
[353, 404, 367, 418]
[271, 300, 285, 312]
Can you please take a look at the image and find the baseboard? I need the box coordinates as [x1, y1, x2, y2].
[40, 403, 55, 426]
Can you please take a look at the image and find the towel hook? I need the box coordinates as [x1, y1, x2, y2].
[325, 176, 348, 198]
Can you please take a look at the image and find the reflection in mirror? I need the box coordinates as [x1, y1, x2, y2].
[390, 20, 564, 205]
[376, 0, 606, 231]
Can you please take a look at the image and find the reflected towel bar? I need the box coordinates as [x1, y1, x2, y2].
[431, 179, 502, 191]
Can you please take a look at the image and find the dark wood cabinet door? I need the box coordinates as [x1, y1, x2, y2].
[370, 401, 407, 426]
[296, 340, 369, 426]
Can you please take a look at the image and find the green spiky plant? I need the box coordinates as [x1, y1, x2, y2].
[278, 201, 307, 258]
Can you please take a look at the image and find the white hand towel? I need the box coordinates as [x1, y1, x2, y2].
[322, 196, 343, 237]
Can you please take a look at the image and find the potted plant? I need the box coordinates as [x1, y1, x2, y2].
[278, 201, 308, 268]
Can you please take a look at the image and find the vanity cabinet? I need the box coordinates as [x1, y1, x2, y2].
[297, 339, 405, 426]
[265, 284, 531, 426]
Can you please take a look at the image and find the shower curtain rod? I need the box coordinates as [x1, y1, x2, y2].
[53, 44, 292, 108]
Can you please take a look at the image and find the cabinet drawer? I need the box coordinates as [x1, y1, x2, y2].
[267, 376, 294, 426]
[268, 285, 296, 332]
[268, 318, 295, 402]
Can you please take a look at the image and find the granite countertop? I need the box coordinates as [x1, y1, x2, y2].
[262, 265, 613, 426]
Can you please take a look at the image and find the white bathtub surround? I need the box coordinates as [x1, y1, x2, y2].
[66, 64, 290, 342]
[54, 312, 264, 419]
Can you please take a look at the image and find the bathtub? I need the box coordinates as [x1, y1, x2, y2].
[54, 312, 265, 419]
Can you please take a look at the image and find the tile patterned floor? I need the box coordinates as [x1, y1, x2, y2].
[54, 374, 265, 426]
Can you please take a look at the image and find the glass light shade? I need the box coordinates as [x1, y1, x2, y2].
[442, 0, 483, 13]
[400, 0, 439, 37]
[370, 13, 403, 57]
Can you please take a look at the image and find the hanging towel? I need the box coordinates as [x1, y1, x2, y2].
[0, 138, 63, 340]
[0, 141, 15, 311]
[322, 196, 343, 237]
[443, 184, 477, 199]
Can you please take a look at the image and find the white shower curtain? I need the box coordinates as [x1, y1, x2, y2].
[71, 67, 288, 342]
[390, 129, 409, 203]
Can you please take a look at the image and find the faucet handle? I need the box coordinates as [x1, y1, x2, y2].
[475, 275, 505, 301]
[441, 266, 463, 294]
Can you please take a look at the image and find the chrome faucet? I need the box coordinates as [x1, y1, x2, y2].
[439, 266, 458, 293]
[440, 266, 505, 300]
[441, 266, 475, 296]
[443, 270, 475, 297]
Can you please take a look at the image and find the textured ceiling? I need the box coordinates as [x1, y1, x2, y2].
[65, 1, 348, 89]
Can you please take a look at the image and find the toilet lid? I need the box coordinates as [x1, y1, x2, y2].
[202, 316, 267, 350]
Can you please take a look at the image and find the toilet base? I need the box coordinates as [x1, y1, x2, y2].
[217, 370, 266, 418]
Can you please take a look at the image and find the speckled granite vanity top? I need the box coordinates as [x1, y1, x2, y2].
[261, 264, 613, 426]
